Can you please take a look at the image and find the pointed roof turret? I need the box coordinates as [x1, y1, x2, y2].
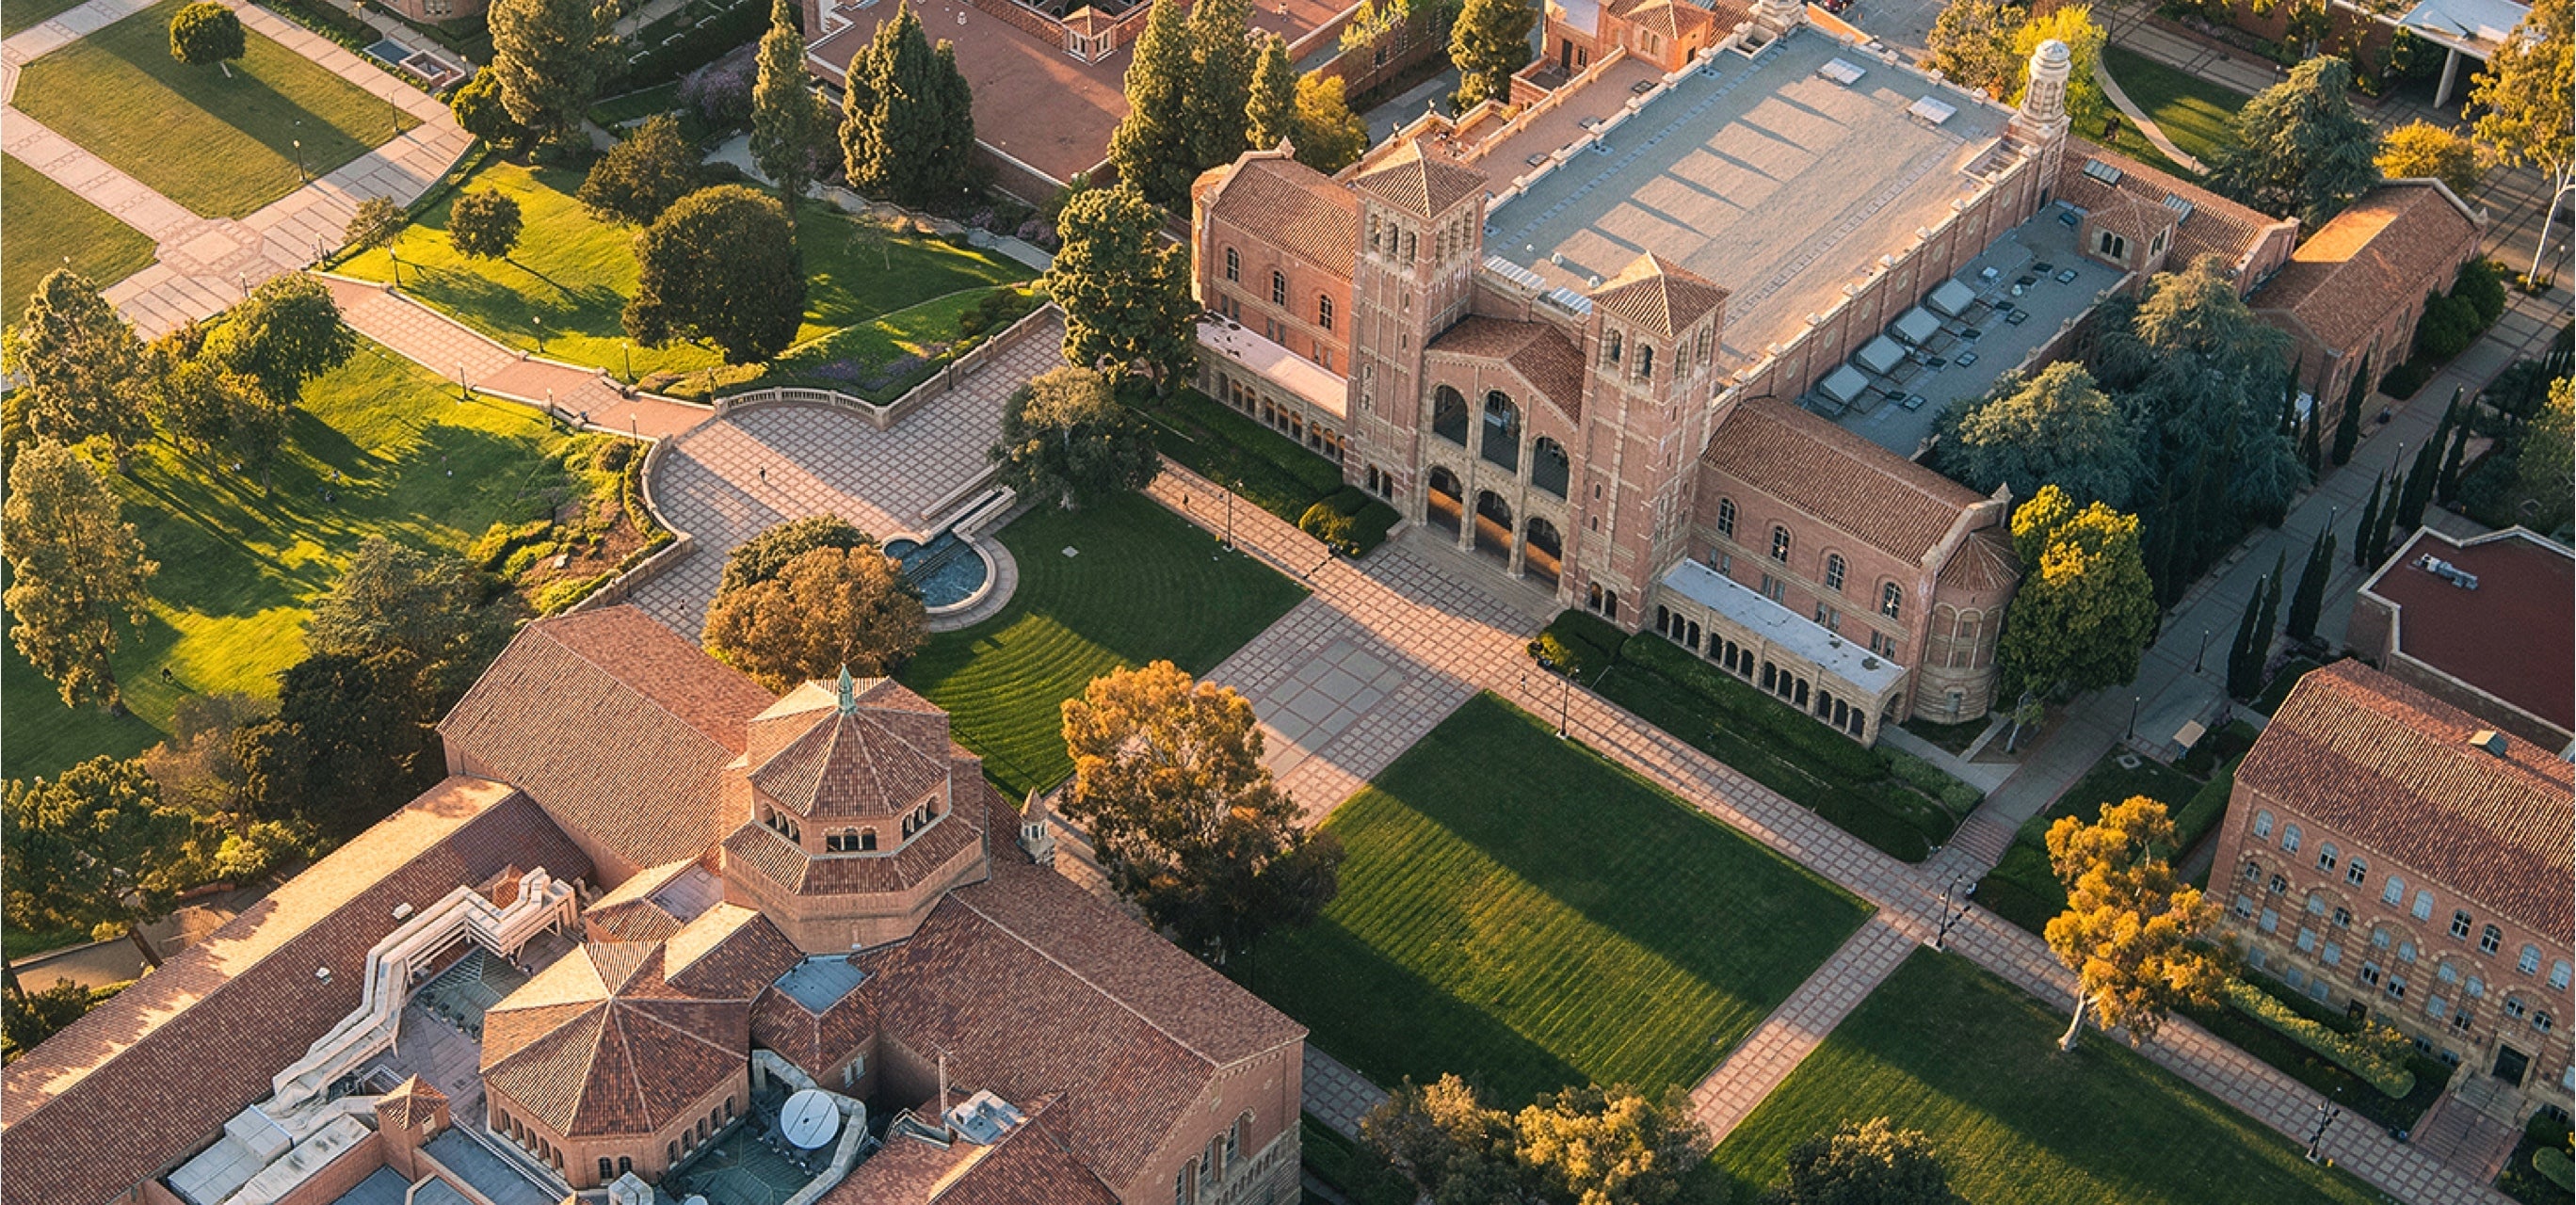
[1589, 254, 1729, 340]
[1352, 140, 1488, 218]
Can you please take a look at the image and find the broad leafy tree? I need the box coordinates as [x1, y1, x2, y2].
[169, 2, 245, 67]
[2, 978, 122, 1062]
[2043, 797, 2224, 1050]
[2, 757, 202, 967]
[1451, 0, 1536, 109]
[989, 365, 1160, 509]
[2209, 56, 2379, 225]
[578, 115, 702, 225]
[626, 185, 807, 363]
[1938, 362, 2144, 509]
[2517, 377, 2574, 533]
[1360, 1074, 1706, 1205]
[488, 0, 620, 144]
[2375, 120, 2484, 198]
[450, 66, 530, 148]
[719, 515, 875, 592]
[1107, 0, 1203, 209]
[1923, 0, 2021, 98]
[1994, 486, 2157, 699]
[2, 270, 153, 473]
[4, 442, 157, 713]
[1060, 661, 1343, 956]
[2011, 6, 2107, 134]
[346, 197, 408, 285]
[1247, 33, 1296, 151]
[1361, 1075, 1528, 1205]
[448, 188, 523, 260]
[1766, 1117, 1952, 1205]
[148, 343, 252, 454]
[1044, 185, 1196, 389]
[306, 536, 512, 707]
[1292, 72, 1370, 173]
[205, 274, 357, 409]
[703, 544, 927, 690]
[270, 651, 442, 838]
[751, 0, 832, 207]
[2469, 0, 2571, 285]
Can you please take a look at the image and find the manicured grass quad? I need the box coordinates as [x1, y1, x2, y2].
[1710, 951, 2384, 1205]
[2, 153, 157, 320]
[14, 0, 417, 218]
[2, 0, 89, 36]
[2, 343, 572, 781]
[337, 161, 1033, 387]
[898, 492, 1309, 799]
[2101, 45, 2252, 176]
[1232, 695, 1873, 1106]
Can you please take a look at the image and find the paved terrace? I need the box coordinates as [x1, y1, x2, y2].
[1484, 26, 2008, 369]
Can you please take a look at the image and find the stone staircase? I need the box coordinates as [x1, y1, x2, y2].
[2409, 1073, 2522, 1182]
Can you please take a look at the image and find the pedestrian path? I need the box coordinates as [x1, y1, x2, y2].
[2092, 58, 2204, 172]
[1302, 1047, 1390, 1140]
[1687, 917, 1916, 1139]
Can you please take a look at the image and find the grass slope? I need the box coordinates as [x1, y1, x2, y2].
[15, 0, 417, 218]
[2103, 45, 2251, 173]
[1232, 695, 1873, 1106]
[4, 341, 571, 781]
[2, 153, 158, 321]
[1710, 950, 2385, 1205]
[336, 161, 1031, 385]
[898, 493, 1307, 798]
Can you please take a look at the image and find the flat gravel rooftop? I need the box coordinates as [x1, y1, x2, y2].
[1486, 27, 2006, 367]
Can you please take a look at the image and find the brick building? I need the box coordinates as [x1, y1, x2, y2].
[2349, 525, 2574, 753]
[2211, 660, 2574, 1125]
[3, 607, 1304, 1205]
[2249, 179, 2487, 428]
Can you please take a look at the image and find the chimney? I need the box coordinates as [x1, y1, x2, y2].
[2470, 730, 2510, 757]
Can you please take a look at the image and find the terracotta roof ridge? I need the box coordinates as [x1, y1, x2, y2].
[948, 894, 1221, 1068]
[525, 617, 764, 755]
[619, 996, 747, 1060]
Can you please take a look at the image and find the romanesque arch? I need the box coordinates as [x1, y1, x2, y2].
[1473, 490, 1514, 560]
[1426, 465, 1464, 536]
[1480, 391, 1521, 473]
[1432, 386, 1469, 446]
[1532, 437, 1570, 498]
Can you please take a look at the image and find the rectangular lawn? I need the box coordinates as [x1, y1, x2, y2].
[3, 341, 573, 781]
[14, 0, 418, 218]
[2102, 45, 2250, 173]
[2, 0, 89, 36]
[336, 161, 1033, 386]
[1232, 695, 1874, 1106]
[897, 492, 1308, 798]
[1709, 950, 2384, 1205]
[3, 153, 157, 321]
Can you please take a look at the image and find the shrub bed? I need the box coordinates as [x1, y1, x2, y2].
[2501, 1112, 2576, 1203]
[2179, 976, 2451, 1133]
[2222, 979, 2415, 1097]
[1978, 751, 2203, 934]
[1133, 387, 1396, 554]
[1527, 609, 1627, 680]
[1299, 1117, 1411, 1205]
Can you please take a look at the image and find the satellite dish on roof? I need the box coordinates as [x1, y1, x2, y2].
[781, 1089, 840, 1149]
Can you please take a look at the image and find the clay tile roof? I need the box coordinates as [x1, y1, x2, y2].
[664, 905, 801, 998]
[1606, 0, 1714, 40]
[722, 760, 990, 898]
[829, 1096, 1119, 1205]
[1352, 139, 1488, 217]
[1590, 254, 1729, 340]
[481, 942, 752, 1138]
[1425, 316, 1586, 423]
[375, 1075, 446, 1131]
[2056, 139, 2286, 274]
[2238, 660, 2574, 941]
[848, 856, 1304, 1192]
[438, 606, 777, 874]
[748, 683, 954, 823]
[0, 781, 588, 1205]
[2092, 192, 2178, 248]
[1201, 153, 1360, 275]
[1934, 523, 2021, 596]
[1702, 396, 1988, 563]
[2251, 181, 2481, 355]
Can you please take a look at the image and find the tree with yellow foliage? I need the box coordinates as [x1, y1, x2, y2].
[2042, 796, 2226, 1050]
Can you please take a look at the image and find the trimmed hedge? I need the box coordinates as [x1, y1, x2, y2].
[1298, 485, 1400, 556]
[2222, 978, 2415, 1097]
[1299, 1117, 1412, 1205]
[1137, 387, 1399, 554]
[1528, 608, 1627, 679]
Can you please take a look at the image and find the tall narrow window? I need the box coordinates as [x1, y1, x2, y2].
[1636, 345, 1654, 380]
[1270, 271, 1287, 306]
[1770, 526, 1791, 563]
[1224, 248, 1240, 281]
[1715, 498, 1736, 537]
[1605, 329, 1622, 365]
[1824, 554, 1846, 591]
[1317, 296, 1334, 331]
[1879, 583, 1903, 619]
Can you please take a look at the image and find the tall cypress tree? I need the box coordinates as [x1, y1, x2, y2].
[2253, 549, 2285, 658]
[2285, 527, 2335, 644]
[929, 41, 977, 196]
[2227, 574, 2270, 699]
[1186, 0, 1254, 172]
[2330, 351, 2368, 466]
[2351, 473, 2382, 568]
[2435, 410, 2472, 505]
[1107, 0, 1200, 210]
[2300, 406, 2323, 477]
[751, 0, 829, 209]
[2367, 462, 2401, 570]
[2394, 427, 2444, 531]
[1246, 33, 1295, 152]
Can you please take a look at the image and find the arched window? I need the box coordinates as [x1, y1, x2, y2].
[2253, 811, 2274, 838]
[2344, 855, 2366, 886]
[618, 1156, 632, 1176]
[1824, 554, 1846, 591]
[2520, 945, 2543, 975]
[1604, 329, 1624, 365]
[1432, 385, 1469, 445]
[1879, 582, 1903, 619]
[1224, 248, 1240, 281]
[1404, 231, 1417, 261]
[1270, 270, 1287, 306]
[2315, 843, 2338, 872]
[1232, 1111, 1253, 1162]
[2280, 824, 2301, 853]
[861, 827, 877, 851]
[1532, 437, 1570, 497]
[2382, 875, 2405, 905]
[600, 1159, 615, 1182]
[2552, 960, 2571, 990]
[2452, 909, 2474, 939]
[1715, 498, 1736, 537]
[1317, 296, 1334, 331]
[1770, 526, 1791, 562]
[1636, 344, 1654, 380]
[2480, 924, 2503, 954]
[1481, 391, 1521, 473]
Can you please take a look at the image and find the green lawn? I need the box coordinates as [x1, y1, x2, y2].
[897, 492, 1308, 798]
[2, 153, 158, 322]
[336, 160, 1033, 386]
[2102, 45, 2251, 174]
[3, 341, 574, 781]
[14, 0, 418, 218]
[1231, 695, 1874, 1106]
[1974, 749, 2204, 936]
[1709, 951, 2386, 1205]
[2, 0, 89, 36]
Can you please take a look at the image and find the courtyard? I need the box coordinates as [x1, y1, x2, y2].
[1230, 694, 1873, 1106]
[1, 151, 154, 317]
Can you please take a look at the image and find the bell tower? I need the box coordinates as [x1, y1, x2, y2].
[2010, 40, 2075, 185]
[1344, 140, 1490, 504]
[1573, 255, 1729, 626]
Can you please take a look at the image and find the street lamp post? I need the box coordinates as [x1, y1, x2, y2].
[1224, 480, 1237, 550]
[1933, 873, 1972, 951]
[2126, 694, 2140, 741]
[2303, 1103, 2342, 1163]
[532, 314, 544, 352]
[292, 137, 306, 185]
[2193, 628, 2211, 674]
[1556, 670, 1571, 739]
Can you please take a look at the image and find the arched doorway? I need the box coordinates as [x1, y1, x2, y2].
[1473, 490, 1514, 561]
[1531, 437, 1570, 497]
[1523, 516, 1563, 588]
[1425, 465, 1463, 536]
[1480, 391, 1521, 473]
[1432, 386, 1469, 446]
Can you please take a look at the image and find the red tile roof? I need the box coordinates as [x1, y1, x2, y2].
[2238, 660, 2574, 941]
[718, 762, 987, 897]
[2360, 528, 2574, 733]
[1701, 396, 1988, 564]
[481, 936, 761, 1138]
[1590, 254, 1729, 341]
[439, 606, 778, 875]
[2252, 181, 2482, 362]
[1935, 523, 2021, 597]
[1352, 140, 1489, 217]
[823, 1096, 1120, 1205]
[375, 1075, 446, 1132]
[748, 680, 956, 823]
[1425, 315, 1587, 424]
[1197, 153, 1360, 277]
[0, 779, 589, 1205]
[2056, 140, 2290, 277]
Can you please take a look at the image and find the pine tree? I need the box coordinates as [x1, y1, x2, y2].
[2226, 574, 2269, 699]
[2330, 352, 2367, 466]
[2351, 473, 2382, 568]
[2367, 459, 2401, 568]
[4, 442, 158, 712]
[2435, 410, 2472, 505]
[488, 0, 616, 144]
[1187, 0, 1255, 172]
[0, 269, 153, 473]
[840, 2, 962, 206]
[2393, 422, 2446, 531]
[1451, 0, 1536, 110]
[2285, 527, 2334, 644]
[928, 41, 977, 195]
[752, 0, 829, 208]
[1106, 0, 1200, 210]
[1043, 185, 1197, 390]
[2252, 549, 2285, 661]
[1290, 72, 1369, 173]
[1247, 33, 1296, 151]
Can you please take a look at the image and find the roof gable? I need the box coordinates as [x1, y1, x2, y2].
[1425, 316, 1587, 425]
[2251, 181, 2482, 353]
[1202, 154, 1360, 276]
[1699, 396, 1988, 563]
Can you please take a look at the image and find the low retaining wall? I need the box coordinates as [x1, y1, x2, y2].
[713, 301, 1061, 431]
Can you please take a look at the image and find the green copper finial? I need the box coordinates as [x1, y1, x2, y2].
[836, 666, 856, 715]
